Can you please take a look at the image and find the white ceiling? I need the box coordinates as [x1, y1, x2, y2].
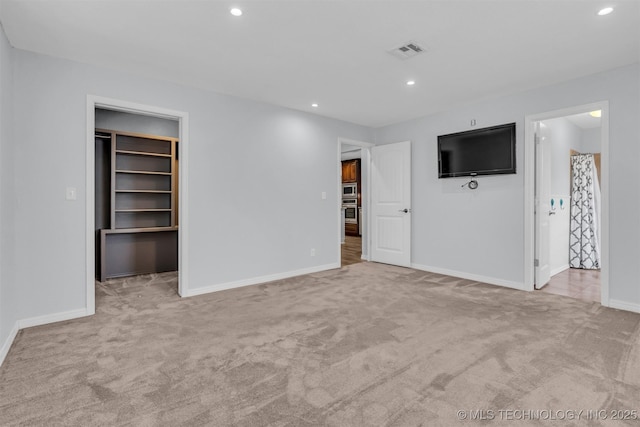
[565, 112, 602, 129]
[0, 1, 637, 128]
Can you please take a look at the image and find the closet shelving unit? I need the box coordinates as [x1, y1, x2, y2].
[96, 129, 179, 281]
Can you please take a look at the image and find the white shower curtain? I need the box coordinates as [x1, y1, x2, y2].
[569, 154, 601, 269]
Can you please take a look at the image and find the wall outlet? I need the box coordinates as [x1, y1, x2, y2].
[65, 187, 77, 201]
[470, 119, 477, 126]
[310, 248, 316, 257]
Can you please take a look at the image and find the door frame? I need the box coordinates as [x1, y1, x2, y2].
[533, 121, 551, 289]
[86, 95, 190, 314]
[523, 101, 609, 305]
[337, 137, 374, 265]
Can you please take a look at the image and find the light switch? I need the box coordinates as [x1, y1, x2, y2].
[66, 187, 77, 201]
[321, 191, 327, 200]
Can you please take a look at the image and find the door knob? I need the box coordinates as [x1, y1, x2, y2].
[399, 208, 411, 213]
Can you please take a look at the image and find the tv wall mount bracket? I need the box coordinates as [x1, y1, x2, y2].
[461, 174, 479, 190]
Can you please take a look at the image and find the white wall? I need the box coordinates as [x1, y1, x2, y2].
[374, 64, 640, 306]
[581, 127, 602, 153]
[8, 48, 373, 323]
[95, 108, 178, 138]
[545, 117, 582, 197]
[0, 24, 16, 358]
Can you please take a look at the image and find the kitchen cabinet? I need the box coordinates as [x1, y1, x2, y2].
[342, 160, 358, 183]
[341, 158, 361, 237]
[345, 223, 358, 236]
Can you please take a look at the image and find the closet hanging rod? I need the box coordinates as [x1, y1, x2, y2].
[95, 134, 112, 138]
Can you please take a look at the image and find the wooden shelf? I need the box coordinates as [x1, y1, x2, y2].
[102, 226, 178, 235]
[115, 209, 171, 213]
[115, 169, 172, 176]
[116, 149, 172, 158]
[97, 128, 179, 280]
[115, 190, 172, 194]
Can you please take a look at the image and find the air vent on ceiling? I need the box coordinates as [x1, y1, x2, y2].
[388, 41, 426, 60]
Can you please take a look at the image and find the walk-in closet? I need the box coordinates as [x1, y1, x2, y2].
[95, 109, 179, 281]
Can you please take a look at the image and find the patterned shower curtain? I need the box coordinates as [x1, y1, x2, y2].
[569, 154, 601, 269]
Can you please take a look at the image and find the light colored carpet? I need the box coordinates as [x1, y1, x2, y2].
[1, 262, 639, 426]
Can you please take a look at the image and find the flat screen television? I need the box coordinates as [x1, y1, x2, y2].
[438, 123, 516, 178]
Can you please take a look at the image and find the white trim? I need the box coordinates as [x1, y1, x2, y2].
[85, 102, 96, 315]
[337, 137, 374, 267]
[86, 95, 190, 300]
[550, 264, 570, 277]
[1, 308, 93, 366]
[0, 322, 19, 367]
[336, 141, 342, 266]
[17, 308, 90, 329]
[523, 101, 610, 307]
[178, 115, 190, 297]
[183, 263, 339, 297]
[524, 118, 535, 288]
[411, 263, 527, 291]
[362, 147, 372, 262]
[599, 106, 610, 306]
[609, 299, 640, 314]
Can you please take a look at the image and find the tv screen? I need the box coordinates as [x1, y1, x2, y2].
[438, 123, 516, 178]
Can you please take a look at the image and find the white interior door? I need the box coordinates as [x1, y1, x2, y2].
[371, 141, 411, 267]
[535, 122, 552, 288]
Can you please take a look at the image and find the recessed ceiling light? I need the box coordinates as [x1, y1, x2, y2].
[230, 8, 243, 16]
[311, 103, 319, 108]
[406, 80, 416, 86]
[598, 7, 613, 16]
[589, 110, 602, 118]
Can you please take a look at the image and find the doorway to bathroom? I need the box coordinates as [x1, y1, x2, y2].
[527, 102, 608, 304]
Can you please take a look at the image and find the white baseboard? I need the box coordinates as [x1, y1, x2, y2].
[0, 308, 93, 367]
[17, 308, 92, 329]
[551, 264, 570, 277]
[608, 299, 640, 314]
[0, 322, 20, 367]
[184, 263, 340, 297]
[361, 254, 369, 261]
[411, 263, 527, 291]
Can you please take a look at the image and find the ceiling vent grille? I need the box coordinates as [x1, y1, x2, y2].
[388, 41, 425, 60]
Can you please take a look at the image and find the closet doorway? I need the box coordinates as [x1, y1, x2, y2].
[525, 102, 609, 305]
[95, 109, 179, 288]
[86, 97, 189, 315]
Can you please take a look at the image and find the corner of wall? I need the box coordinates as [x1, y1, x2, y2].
[0, 16, 17, 358]
[0, 321, 18, 367]
[411, 263, 528, 292]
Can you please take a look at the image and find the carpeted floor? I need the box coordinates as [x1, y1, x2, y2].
[1, 262, 639, 426]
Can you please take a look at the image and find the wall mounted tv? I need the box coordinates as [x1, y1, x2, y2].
[438, 123, 516, 178]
